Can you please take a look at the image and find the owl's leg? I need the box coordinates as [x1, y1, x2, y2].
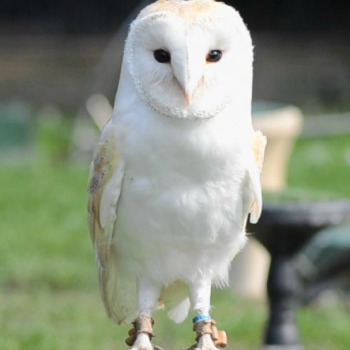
[126, 278, 161, 350]
[188, 278, 227, 350]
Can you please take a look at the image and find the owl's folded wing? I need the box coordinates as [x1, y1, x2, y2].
[247, 130, 267, 224]
[88, 121, 125, 313]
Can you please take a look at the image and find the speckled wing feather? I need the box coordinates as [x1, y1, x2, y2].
[88, 121, 125, 319]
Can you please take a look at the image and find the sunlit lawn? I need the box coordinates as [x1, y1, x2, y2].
[0, 133, 350, 349]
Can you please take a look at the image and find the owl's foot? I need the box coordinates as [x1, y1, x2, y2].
[186, 319, 227, 350]
[126, 316, 157, 350]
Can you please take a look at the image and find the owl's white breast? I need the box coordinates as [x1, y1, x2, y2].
[112, 86, 252, 284]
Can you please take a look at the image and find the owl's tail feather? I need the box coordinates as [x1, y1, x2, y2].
[161, 281, 191, 323]
[98, 253, 138, 325]
[167, 298, 191, 323]
[99, 254, 192, 324]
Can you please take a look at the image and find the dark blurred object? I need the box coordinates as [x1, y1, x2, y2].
[251, 201, 350, 348]
[0, 0, 349, 35]
[234, 0, 350, 34]
[295, 223, 350, 305]
[0, 0, 137, 34]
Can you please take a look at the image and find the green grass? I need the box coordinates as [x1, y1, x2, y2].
[0, 134, 350, 349]
[288, 135, 350, 199]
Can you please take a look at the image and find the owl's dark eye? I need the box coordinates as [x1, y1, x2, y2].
[154, 49, 171, 63]
[206, 50, 222, 62]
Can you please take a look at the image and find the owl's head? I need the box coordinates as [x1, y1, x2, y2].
[123, 0, 253, 120]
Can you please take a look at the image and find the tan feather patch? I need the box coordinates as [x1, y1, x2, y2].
[138, 0, 224, 21]
[88, 127, 123, 266]
[253, 130, 267, 171]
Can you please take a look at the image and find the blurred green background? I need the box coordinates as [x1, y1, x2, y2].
[1, 1, 350, 349]
[0, 111, 349, 349]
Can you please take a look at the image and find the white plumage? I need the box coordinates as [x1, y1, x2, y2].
[88, 1, 266, 349]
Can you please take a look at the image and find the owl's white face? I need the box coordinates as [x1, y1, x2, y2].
[124, 0, 253, 120]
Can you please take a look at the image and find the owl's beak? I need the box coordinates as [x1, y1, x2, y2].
[184, 91, 193, 106]
[174, 75, 195, 106]
[182, 75, 203, 106]
[182, 70, 203, 106]
[175, 75, 198, 106]
[173, 49, 205, 107]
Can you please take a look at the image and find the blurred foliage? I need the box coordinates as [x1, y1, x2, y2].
[35, 107, 74, 164]
[0, 102, 33, 151]
[263, 134, 350, 203]
[288, 135, 350, 199]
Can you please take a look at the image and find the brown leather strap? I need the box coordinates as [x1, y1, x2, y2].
[193, 319, 227, 349]
[125, 316, 155, 346]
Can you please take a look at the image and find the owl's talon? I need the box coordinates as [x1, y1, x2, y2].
[126, 316, 155, 349]
[186, 319, 227, 350]
[128, 341, 165, 350]
[128, 333, 153, 350]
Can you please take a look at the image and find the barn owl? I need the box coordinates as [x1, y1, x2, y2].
[88, 1, 266, 349]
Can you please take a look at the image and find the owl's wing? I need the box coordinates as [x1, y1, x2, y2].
[88, 121, 125, 317]
[246, 130, 266, 224]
